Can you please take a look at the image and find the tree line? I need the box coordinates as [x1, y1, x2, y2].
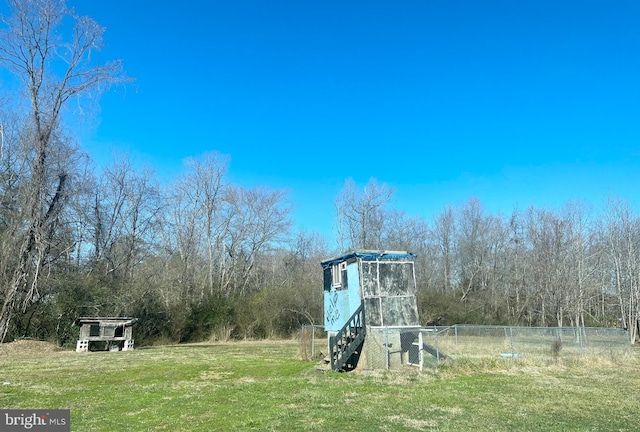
[336, 183, 640, 343]
[1, 0, 638, 346]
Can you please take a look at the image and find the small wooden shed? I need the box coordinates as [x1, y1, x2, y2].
[74, 317, 138, 352]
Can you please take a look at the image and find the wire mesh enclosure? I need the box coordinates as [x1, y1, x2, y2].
[300, 324, 631, 371]
[431, 325, 631, 364]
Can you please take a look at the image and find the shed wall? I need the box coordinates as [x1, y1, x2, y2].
[324, 260, 361, 332]
[361, 260, 419, 328]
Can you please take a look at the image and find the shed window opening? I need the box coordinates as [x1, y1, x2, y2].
[89, 324, 100, 337]
[331, 262, 346, 287]
[104, 326, 116, 338]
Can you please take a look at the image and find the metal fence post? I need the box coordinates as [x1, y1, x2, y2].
[385, 327, 390, 370]
[418, 330, 424, 372]
[455, 324, 458, 349]
[435, 326, 440, 373]
[509, 326, 515, 357]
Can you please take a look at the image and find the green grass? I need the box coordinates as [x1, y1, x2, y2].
[1, 340, 639, 431]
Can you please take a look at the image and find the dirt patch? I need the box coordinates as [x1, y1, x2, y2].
[0, 338, 63, 358]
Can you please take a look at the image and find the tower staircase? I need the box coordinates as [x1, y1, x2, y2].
[329, 302, 366, 371]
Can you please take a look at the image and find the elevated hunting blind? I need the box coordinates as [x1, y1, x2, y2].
[322, 250, 420, 371]
[74, 317, 138, 352]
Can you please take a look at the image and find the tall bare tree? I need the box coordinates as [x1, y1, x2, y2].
[334, 178, 394, 251]
[602, 198, 640, 342]
[221, 186, 293, 296]
[165, 152, 229, 300]
[0, 0, 129, 342]
[507, 208, 529, 322]
[89, 155, 160, 281]
[457, 198, 492, 301]
[431, 205, 457, 293]
[561, 201, 599, 329]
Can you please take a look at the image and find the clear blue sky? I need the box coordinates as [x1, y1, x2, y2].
[27, 1, 640, 236]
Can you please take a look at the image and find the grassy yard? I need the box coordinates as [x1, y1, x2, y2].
[1, 339, 639, 431]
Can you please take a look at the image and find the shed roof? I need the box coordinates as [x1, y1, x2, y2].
[73, 317, 138, 326]
[321, 250, 416, 269]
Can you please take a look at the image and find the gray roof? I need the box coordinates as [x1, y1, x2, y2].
[74, 317, 138, 326]
[321, 250, 416, 269]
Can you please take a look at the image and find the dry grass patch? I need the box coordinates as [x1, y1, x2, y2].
[0, 339, 64, 357]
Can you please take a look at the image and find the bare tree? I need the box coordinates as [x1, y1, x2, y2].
[164, 152, 229, 300]
[602, 198, 640, 342]
[431, 205, 457, 293]
[457, 198, 493, 301]
[334, 178, 395, 251]
[507, 208, 528, 322]
[561, 201, 599, 329]
[221, 186, 293, 296]
[88, 155, 160, 281]
[0, 114, 22, 236]
[383, 209, 433, 284]
[0, 0, 129, 342]
[188, 153, 228, 295]
[160, 155, 292, 303]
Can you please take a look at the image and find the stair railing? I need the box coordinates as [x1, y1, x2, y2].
[330, 302, 366, 371]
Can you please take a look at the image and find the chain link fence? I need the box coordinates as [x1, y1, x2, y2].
[366, 325, 632, 371]
[299, 325, 327, 362]
[434, 324, 630, 361]
[301, 324, 631, 371]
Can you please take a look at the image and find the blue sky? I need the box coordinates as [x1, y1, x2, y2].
[18, 1, 640, 237]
